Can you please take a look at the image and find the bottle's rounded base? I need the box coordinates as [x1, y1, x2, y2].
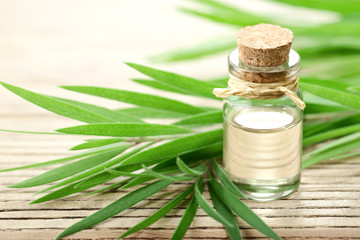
[231, 173, 300, 202]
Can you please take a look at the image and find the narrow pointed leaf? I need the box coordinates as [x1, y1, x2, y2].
[302, 138, 360, 169]
[57, 123, 191, 136]
[61, 86, 205, 114]
[0, 141, 127, 172]
[170, 181, 204, 240]
[74, 154, 175, 190]
[304, 131, 360, 158]
[132, 79, 189, 95]
[209, 183, 242, 240]
[119, 185, 194, 238]
[272, 0, 360, 14]
[173, 110, 222, 126]
[0, 129, 62, 135]
[300, 82, 360, 109]
[85, 178, 133, 196]
[120, 176, 154, 190]
[10, 144, 130, 188]
[0, 82, 116, 123]
[209, 179, 280, 240]
[119, 129, 223, 166]
[53, 97, 144, 123]
[179, 7, 266, 27]
[212, 159, 245, 198]
[106, 169, 150, 177]
[176, 157, 204, 175]
[194, 178, 232, 226]
[35, 142, 152, 196]
[330, 150, 360, 160]
[70, 138, 127, 150]
[116, 107, 188, 119]
[303, 113, 360, 138]
[303, 123, 360, 146]
[142, 164, 195, 182]
[56, 179, 173, 239]
[126, 62, 220, 99]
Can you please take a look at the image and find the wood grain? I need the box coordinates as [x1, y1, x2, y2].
[0, 0, 360, 239]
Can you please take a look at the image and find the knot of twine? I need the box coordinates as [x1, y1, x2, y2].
[213, 75, 306, 110]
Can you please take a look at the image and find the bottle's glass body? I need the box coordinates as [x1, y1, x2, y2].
[223, 49, 303, 201]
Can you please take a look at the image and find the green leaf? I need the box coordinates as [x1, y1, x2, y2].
[120, 176, 154, 190]
[53, 97, 144, 123]
[173, 110, 222, 127]
[118, 185, 194, 239]
[57, 123, 191, 137]
[271, 0, 360, 14]
[179, 5, 266, 27]
[304, 131, 360, 158]
[304, 103, 350, 114]
[0, 82, 116, 123]
[176, 157, 204, 175]
[330, 150, 360, 160]
[208, 183, 242, 240]
[73, 162, 157, 191]
[61, 86, 205, 115]
[125, 62, 220, 99]
[70, 138, 127, 150]
[212, 160, 245, 198]
[300, 82, 360, 109]
[0, 141, 128, 172]
[132, 78, 190, 95]
[303, 113, 360, 138]
[302, 137, 360, 169]
[97, 142, 222, 191]
[105, 169, 150, 177]
[34, 142, 153, 197]
[56, 179, 173, 239]
[0, 129, 62, 135]
[119, 129, 223, 166]
[170, 181, 204, 240]
[9, 143, 131, 188]
[85, 178, 133, 196]
[303, 123, 360, 146]
[194, 177, 232, 226]
[209, 179, 280, 240]
[142, 164, 195, 182]
[116, 107, 189, 119]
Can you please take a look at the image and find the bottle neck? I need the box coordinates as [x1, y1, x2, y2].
[228, 48, 300, 84]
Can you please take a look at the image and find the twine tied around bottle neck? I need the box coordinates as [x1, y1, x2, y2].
[213, 74, 306, 110]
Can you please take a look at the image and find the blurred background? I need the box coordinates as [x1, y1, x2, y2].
[0, 0, 359, 130]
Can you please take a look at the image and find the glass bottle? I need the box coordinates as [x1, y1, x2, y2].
[223, 48, 303, 201]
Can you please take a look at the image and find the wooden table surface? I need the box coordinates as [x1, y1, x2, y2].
[1, 1, 360, 239]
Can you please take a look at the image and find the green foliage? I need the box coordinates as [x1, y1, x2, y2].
[116, 107, 189, 119]
[57, 123, 191, 136]
[126, 62, 221, 99]
[209, 182, 242, 239]
[56, 180, 173, 239]
[170, 182, 203, 240]
[9, 144, 131, 188]
[1, 0, 360, 239]
[61, 86, 205, 114]
[0, 82, 119, 123]
[70, 138, 126, 150]
[119, 185, 194, 238]
[209, 177, 280, 240]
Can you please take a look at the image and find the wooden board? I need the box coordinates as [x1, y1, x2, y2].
[1, 1, 360, 239]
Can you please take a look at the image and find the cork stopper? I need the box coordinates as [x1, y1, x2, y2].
[236, 23, 293, 67]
